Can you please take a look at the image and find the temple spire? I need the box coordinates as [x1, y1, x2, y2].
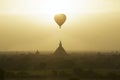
[53, 41, 67, 55]
[59, 41, 62, 47]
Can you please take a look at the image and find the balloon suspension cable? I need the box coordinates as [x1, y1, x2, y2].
[59, 26, 61, 29]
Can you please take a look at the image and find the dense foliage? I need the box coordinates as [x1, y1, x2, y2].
[0, 52, 120, 80]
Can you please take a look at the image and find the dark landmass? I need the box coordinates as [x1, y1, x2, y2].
[0, 51, 120, 80]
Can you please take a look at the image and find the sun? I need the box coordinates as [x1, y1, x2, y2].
[39, 0, 73, 17]
[6, 0, 73, 16]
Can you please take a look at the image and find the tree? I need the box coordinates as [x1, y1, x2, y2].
[0, 68, 5, 80]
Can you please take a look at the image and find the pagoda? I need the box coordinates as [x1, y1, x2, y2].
[54, 41, 67, 55]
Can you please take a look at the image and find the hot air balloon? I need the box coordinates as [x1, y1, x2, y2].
[54, 14, 66, 29]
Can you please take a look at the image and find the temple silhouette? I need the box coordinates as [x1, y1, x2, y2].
[54, 41, 67, 55]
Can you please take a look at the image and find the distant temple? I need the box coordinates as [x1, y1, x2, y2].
[54, 41, 67, 55]
[35, 50, 39, 55]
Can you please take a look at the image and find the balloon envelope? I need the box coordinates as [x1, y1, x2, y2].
[54, 14, 66, 29]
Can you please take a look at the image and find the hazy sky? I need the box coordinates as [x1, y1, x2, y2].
[0, 0, 120, 51]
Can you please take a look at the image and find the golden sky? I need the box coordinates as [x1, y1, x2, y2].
[0, 0, 120, 51]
